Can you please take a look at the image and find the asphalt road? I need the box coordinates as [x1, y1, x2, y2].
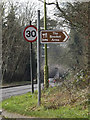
[1, 82, 61, 101]
[2, 84, 40, 100]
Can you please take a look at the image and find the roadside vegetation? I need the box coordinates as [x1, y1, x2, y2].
[2, 92, 88, 118]
[2, 66, 89, 118]
[2, 79, 89, 118]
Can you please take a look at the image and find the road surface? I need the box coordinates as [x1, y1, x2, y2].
[2, 84, 40, 100]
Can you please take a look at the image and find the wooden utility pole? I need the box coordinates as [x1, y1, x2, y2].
[44, 0, 49, 88]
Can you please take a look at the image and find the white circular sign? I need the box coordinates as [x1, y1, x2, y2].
[23, 25, 37, 42]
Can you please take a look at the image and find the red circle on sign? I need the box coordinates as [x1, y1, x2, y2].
[23, 25, 37, 42]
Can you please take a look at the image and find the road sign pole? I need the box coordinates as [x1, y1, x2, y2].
[37, 10, 41, 105]
[30, 21, 34, 94]
[44, 0, 49, 88]
[23, 22, 37, 94]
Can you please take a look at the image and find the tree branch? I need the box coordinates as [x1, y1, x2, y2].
[38, 0, 55, 5]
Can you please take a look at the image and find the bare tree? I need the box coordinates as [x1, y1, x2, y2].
[39, 0, 89, 35]
[2, 1, 37, 83]
[18, 1, 37, 26]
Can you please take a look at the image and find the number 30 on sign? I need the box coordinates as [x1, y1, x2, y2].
[23, 25, 37, 42]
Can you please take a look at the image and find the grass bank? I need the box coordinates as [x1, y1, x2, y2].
[2, 87, 88, 118]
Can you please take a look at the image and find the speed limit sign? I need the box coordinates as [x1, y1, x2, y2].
[23, 25, 37, 42]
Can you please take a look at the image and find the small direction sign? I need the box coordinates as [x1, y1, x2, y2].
[40, 30, 69, 43]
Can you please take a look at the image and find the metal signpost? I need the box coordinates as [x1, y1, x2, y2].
[40, 30, 69, 43]
[23, 24, 37, 94]
[37, 10, 41, 106]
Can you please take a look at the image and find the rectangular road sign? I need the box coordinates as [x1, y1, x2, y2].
[40, 30, 69, 43]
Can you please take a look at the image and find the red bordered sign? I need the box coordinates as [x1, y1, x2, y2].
[23, 25, 37, 42]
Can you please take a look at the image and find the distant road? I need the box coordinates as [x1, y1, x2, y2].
[2, 84, 40, 100]
[1, 82, 61, 101]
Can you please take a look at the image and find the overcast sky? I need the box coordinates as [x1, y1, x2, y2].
[15, 0, 90, 2]
[16, 0, 90, 3]
[3, 0, 90, 4]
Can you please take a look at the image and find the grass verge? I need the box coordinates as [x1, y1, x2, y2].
[2, 87, 88, 118]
